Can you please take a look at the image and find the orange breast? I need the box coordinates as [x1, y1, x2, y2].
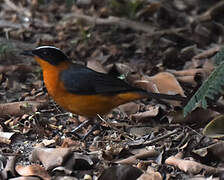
[35, 57, 145, 117]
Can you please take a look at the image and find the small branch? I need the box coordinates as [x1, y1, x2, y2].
[129, 129, 179, 148]
[64, 13, 188, 35]
[194, 1, 224, 23]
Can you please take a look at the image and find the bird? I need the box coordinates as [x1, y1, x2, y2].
[21, 46, 186, 138]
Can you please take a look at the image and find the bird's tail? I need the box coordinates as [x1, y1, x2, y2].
[142, 91, 187, 102]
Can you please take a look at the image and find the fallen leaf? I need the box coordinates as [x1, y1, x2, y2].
[118, 102, 140, 116]
[0, 132, 15, 144]
[30, 148, 72, 170]
[1, 156, 16, 180]
[16, 164, 51, 180]
[137, 166, 162, 180]
[165, 153, 221, 175]
[87, 59, 107, 73]
[116, 148, 159, 165]
[193, 141, 224, 162]
[203, 115, 224, 138]
[131, 106, 159, 122]
[0, 100, 47, 118]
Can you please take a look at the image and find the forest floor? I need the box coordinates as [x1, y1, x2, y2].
[0, 0, 224, 179]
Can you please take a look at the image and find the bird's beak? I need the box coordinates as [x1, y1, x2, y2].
[20, 50, 34, 56]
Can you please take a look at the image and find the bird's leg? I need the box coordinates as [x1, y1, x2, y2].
[71, 119, 90, 134]
[82, 122, 101, 140]
[70, 118, 101, 140]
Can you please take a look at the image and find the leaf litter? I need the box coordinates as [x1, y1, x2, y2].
[0, 0, 224, 179]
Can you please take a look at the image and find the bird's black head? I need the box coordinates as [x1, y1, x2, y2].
[21, 46, 69, 65]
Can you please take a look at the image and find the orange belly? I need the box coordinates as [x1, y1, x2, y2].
[52, 91, 145, 118]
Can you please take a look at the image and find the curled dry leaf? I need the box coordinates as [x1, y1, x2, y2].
[169, 68, 213, 86]
[1, 156, 17, 180]
[203, 115, 224, 138]
[52, 166, 73, 176]
[116, 148, 159, 165]
[165, 155, 220, 175]
[30, 148, 72, 170]
[141, 72, 185, 106]
[16, 164, 51, 180]
[118, 102, 140, 116]
[0, 132, 15, 144]
[72, 153, 94, 170]
[194, 141, 224, 162]
[130, 106, 159, 122]
[0, 100, 47, 118]
[41, 139, 56, 147]
[98, 165, 143, 180]
[137, 166, 162, 180]
[87, 59, 107, 73]
[142, 72, 185, 96]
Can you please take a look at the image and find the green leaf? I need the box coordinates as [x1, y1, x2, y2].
[184, 48, 224, 116]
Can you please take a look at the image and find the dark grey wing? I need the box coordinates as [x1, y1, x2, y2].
[59, 64, 140, 95]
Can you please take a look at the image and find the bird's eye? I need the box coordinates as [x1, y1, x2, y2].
[43, 50, 48, 55]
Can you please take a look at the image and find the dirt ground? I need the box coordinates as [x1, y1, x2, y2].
[1, 0, 224, 179]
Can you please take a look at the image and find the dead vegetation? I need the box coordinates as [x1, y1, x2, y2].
[1, 0, 224, 179]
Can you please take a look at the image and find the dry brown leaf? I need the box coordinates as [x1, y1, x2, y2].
[131, 106, 159, 122]
[16, 164, 51, 180]
[0, 132, 15, 144]
[193, 141, 224, 162]
[165, 154, 219, 175]
[142, 72, 185, 96]
[118, 102, 140, 116]
[30, 148, 72, 170]
[61, 138, 84, 149]
[203, 115, 224, 138]
[1, 156, 16, 179]
[116, 148, 159, 165]
[0, 100, 47, 118]
[87, 59, 107, 73]
[137, 166, 162, 180]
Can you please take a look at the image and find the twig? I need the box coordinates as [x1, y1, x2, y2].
[97, 114, 124, 133]
[64, 13, 188, 35]
[143, 129, 179, 146]
[194, 1, 224, 23]
[129, 129, 179, 147]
